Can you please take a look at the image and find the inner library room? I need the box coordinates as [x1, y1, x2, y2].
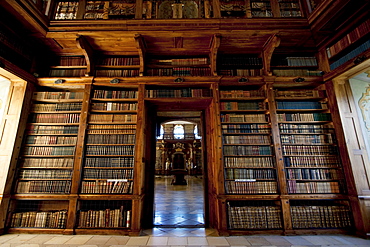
[0, 0, 370, 243]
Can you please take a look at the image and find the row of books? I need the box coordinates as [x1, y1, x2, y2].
[280, 134, 334, 144]
[23, 146, 76, 156]
[223, 135, 271, 144]
[18, 169, 72, 179]
[26, 135, 77, 145]
[54, 1, 79, 20]
[54, 12, 77, 20]
[30, 113, 80, 124]
[291, 205, 352, 229]
[251, 10, 273, 18]
[326, 18, 370, 58]
[227, 204, 282, 229]
[272, 69, 322, 77]
[277, 101, 327, 110]
[146, 68, 212, 76]
[274, 90, 325, 98]
[95, 69, 140, 77]
[218, 69, 262, 77]
[98, 57, 140, 66]
[32, 103, 82, 112]
[280, 10, 302, 17]
[287, 181, 341, 194]
[83, 169, 133, 179]
[329, 39, 370, 70]
[224, 157, 274, 168]
[272, 56, 317, 67]
[88, 124, 136, 131]
[84, 157, 134, 168]
[89, 114, 137, 123]
[49, 69, 87, 77]
[54, 56, 86, 66]
[151, 58, 208, 66]
[218, 56, 262, 67]
[85, 145, 134, 156]
[225, 181, 277, 194]
[93, 90, 138, 99]
[27, 125, 79, 134]
[221, 114, 268, 123]
[225, 168, 276, 180]
[284, 156, 340, 167]
[16, 181, 71, 194]
[146, 88, 212, 98]
[222, 124, 270, 134]
[10, 210, 67, 229]
[223, 145, 272, 156]
[86, 134, 136, 144]
[220, 102, 266, 111]
[279, 123, 334, 134]
[88, 129, 136, 134]
[81, 180, 133, 194]
[20, 158, 74, 168]
[282, 145, 337, 156]
[220, 89, 265, 98]
[33, 92, 84, 100]
[286, 168, 341, 180]
[277, 113, 332, 122]
[78, 208, 131, 228]
[91, 102, 138, 111]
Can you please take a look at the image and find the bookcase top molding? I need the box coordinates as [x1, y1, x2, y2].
[47, 29, 316, 56]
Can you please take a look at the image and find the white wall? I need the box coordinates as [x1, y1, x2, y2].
[349, 78, 370, 162]
[0, 76, 11, 127]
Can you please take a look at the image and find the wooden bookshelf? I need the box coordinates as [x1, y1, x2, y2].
[82, 86, 138, 195]
[2, 0, 370, 235]
[274, 87, 345, 195]
[14, 90, 83, 195]
[216, 79, 355, 234]
[95, 56, 141, 77]
[47, 56, 88, 77]
[217, 54, 263, 77]
[270, 55, 322, 77]
[145, 57, 212, 77]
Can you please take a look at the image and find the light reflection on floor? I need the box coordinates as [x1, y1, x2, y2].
[154, 175, 205, 228]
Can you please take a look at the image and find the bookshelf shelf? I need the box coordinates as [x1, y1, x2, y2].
[273, 86, 345, 197]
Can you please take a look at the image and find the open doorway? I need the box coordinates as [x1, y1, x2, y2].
[153, 115, 205, 228]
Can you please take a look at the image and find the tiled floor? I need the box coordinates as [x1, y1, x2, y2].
[1, 176, 369, 246]
[0, 231, 369, 246]
[154, 176, 205, 228]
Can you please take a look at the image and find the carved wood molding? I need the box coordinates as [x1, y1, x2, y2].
[76, 35, 95, 76]
[135, 34, 146, 76]
[210, 34, 221, 76]
[262, 34, 280, 76]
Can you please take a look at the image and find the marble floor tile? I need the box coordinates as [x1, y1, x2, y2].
[147, 237, 169, 245]
[84, 235, 112, 245]
[206, 237, 229, 246]
[43, 236, 73, 244]
[244, 236, 272, 246]
[187, 237, 208, 245]
[168, 237, 188, 245]
[225, 236, 251, 246]
[64, 235, 93, 245]
[283, 236, 317, 246]
[263, 236, 292, 246]
[125, 236, 149, 245]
